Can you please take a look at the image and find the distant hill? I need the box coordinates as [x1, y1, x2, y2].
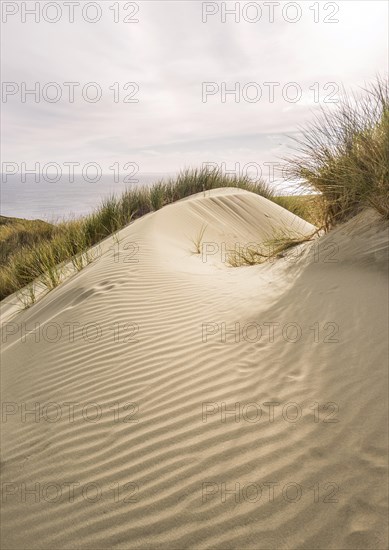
[0, 215, 54, 265]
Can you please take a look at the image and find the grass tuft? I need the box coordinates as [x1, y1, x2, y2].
[285, 77, 389, 229]
[228, 227, 319, 267]
[190, 224, 208, 254]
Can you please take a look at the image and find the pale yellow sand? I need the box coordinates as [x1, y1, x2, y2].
[1, 189, 388, 549]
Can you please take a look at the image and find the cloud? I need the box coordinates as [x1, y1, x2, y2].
[1, 0, 388, 174]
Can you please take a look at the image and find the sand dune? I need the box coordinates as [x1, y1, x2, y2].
[1, 189, 388, 549]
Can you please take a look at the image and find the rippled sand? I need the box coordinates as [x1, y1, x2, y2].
[1, 189, 388, 549]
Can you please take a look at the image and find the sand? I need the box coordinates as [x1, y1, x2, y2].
[1, 188, 388, 549]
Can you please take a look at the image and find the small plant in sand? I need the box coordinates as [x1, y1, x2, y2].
[39, 260, 63, 290]
[228, 226, 319, 267]
[17, 284, 36, 310]
[264, 227, 320, 258]
[190, 224, 208, 254]
[71, 249, 94, 272]
[112, 231, 120, 245]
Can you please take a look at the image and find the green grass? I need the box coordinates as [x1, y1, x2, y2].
[285, 77, 389, 229]
[0, 168, 276, 303]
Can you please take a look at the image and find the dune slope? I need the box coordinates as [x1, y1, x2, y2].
[1, 189, 388, 549]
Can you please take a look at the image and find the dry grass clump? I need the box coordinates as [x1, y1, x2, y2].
[228, 227, 319, 267]
[285, 77, 389, 229]
[190, 224, 208, 254]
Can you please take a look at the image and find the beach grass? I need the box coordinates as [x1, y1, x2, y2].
[227, 226, 319, 267]
[273, 195, 323, 226]
[190, 224, 208, 254]
[285, 77, 389, 229]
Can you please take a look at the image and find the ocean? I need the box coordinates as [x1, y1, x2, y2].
[0, 173, 173, 221]
[1, 172, 293, 221]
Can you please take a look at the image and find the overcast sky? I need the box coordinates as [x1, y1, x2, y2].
[1, 0, 388, 180]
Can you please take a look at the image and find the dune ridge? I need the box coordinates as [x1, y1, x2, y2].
[1, 189, 388, 549]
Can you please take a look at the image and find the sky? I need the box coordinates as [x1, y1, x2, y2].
[1, 0, 388, 183]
